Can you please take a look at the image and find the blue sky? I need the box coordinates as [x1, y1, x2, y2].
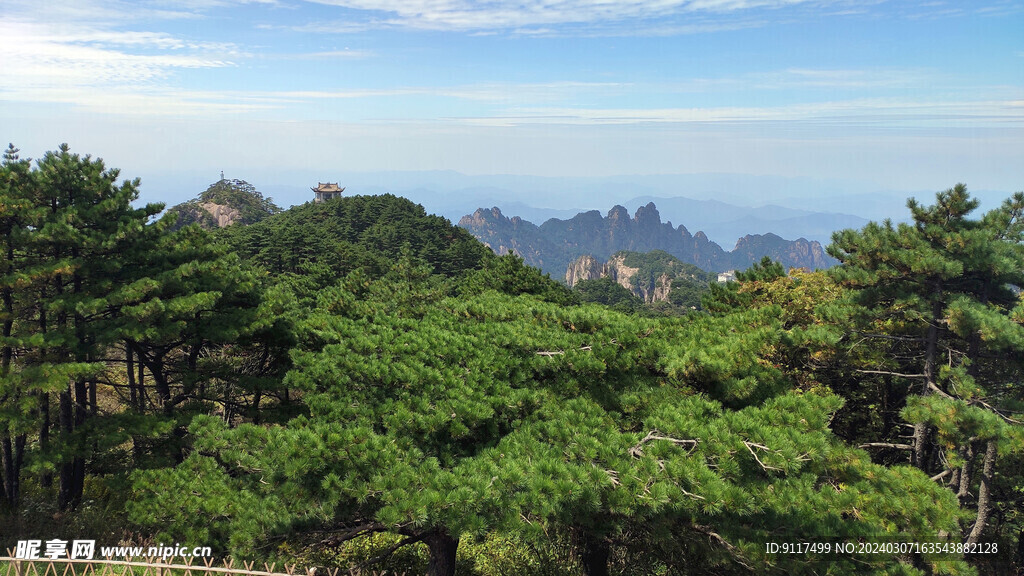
[1, 0, 1022, 208]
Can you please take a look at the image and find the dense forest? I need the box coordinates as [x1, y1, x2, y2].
[2, 144, 1023, 576]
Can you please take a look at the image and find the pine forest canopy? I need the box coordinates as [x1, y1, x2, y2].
[1, 144, 1023, 576]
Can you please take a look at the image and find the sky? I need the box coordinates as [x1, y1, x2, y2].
[1, 0, 1023, 210]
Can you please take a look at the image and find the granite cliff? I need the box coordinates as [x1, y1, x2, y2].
[565, 253, 672, 303]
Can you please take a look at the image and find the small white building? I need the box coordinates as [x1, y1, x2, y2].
[717, 270, 737, 283]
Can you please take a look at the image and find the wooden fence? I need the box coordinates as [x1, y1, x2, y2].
[0, 554, 402, 576]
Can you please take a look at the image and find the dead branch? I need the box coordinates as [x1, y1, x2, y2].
[535, 345, 592, 356]
[858, 442, 913, 450]
[743, 441, 783, 471]
[630, 430, 699, 458]
[856, 369, 926, 379]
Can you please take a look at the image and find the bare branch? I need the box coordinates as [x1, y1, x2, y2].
[536, 345, 593, 356]
[850, 331, 926, 343]
[927, 381, 956, 400]
[630, 430, 699, 458]
[859, 442, 913, 450]
[971, 398, 1023, 424]
[856, 369, 926, 379]
[743, 441, 783, 472]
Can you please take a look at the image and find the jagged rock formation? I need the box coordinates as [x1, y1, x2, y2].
[459, 202, 837, 276]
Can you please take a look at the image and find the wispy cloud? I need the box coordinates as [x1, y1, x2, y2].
[291, 0, 862, 33]
[451, 99, 1024, 128]
[279, 49, 376, 60]
[0, 20, 238, 91]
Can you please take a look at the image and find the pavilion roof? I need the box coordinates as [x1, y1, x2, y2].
[313, 182, 344, 193]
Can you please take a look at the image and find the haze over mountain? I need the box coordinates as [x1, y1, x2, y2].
[141, 170, 1016, 248]
[460, 202, 836, 277]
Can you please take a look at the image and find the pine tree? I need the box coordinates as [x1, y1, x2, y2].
[828, 184, 1024, 545]
[0, 144, 34, 510]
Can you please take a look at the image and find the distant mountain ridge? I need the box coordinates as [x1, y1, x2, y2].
[622, 196, 870, 245]
[459, 202, 837, 276]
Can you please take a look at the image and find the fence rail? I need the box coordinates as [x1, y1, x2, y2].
[0, 555, 397, 576]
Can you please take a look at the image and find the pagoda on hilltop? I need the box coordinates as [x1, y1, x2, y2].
[312, 182, 345, 203]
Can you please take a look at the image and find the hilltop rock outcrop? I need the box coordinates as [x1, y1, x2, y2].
[167, 178, 280, 231]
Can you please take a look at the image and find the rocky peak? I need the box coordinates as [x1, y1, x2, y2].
[607, 205, 629, 221]
[633, 202, 661, 228]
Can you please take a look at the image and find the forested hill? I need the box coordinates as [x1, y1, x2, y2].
[218, 194, 493, 279]
[459, 202, 837, 276]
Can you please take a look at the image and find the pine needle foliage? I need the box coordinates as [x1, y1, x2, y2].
[132, 261, 969, 575]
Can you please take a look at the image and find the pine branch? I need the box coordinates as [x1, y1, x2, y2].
[318, 521, 388, 547]
[358, 533, 427, 568]
[691, 524, 754, 572]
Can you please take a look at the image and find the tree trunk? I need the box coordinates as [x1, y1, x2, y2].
[966, 440, 997, 545]
[2, 435, 24, 509]
[1015, 527, 1024, 571]
[71, 377, 88, 505]
[58, 385, 74, 510]
[1, 244, 17, 509]
[580, 532, 610, 576]
[40, 392, 51, 488]
[424, 530, 459, 576]
[957, 441, 976, 501]
[913, 293, 943, 469]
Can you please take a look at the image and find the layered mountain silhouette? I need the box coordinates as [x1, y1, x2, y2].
[459, 202, 837, 276]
